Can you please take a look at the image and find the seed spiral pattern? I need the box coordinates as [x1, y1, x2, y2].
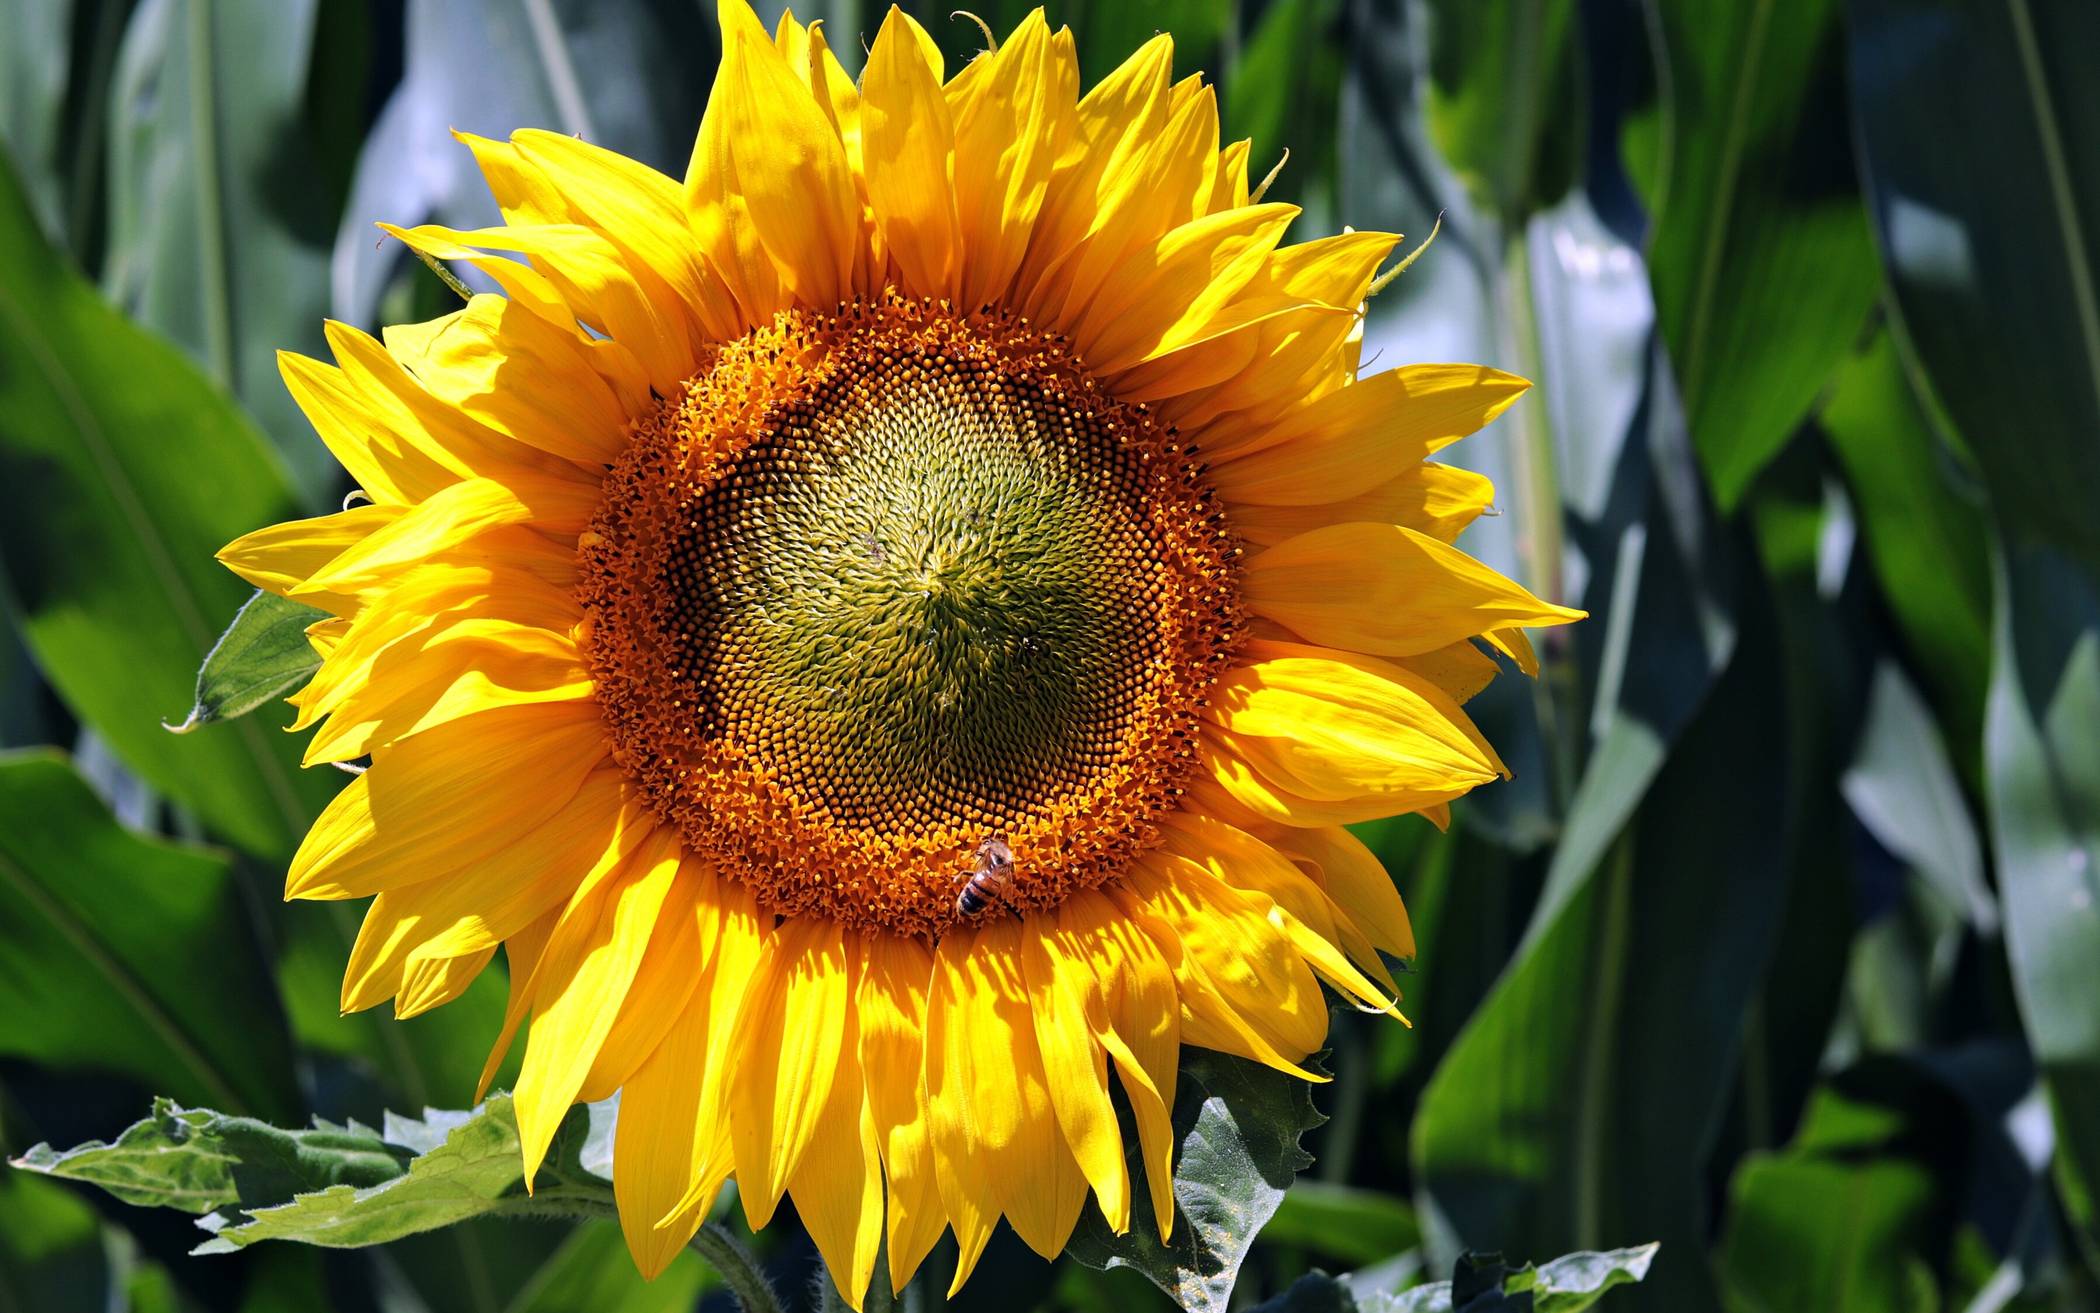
[578, 294, 1242, 937]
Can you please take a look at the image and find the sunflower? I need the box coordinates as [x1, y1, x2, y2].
[218, 2, 1580, 1303]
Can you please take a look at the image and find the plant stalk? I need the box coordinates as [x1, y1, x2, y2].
[690, 1221, 785, 1313]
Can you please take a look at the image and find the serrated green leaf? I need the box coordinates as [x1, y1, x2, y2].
[10, 1097, 407, 1212]
[1522, 1245, 1660, 1311]
[194, 1094, 611, 1253]
[167, 590, 326, 733]
[1067, 1048, 1325, 1313]
[0, 147, 337, 861]
[0, 750, 296, 1116]
[1259, 1245, 1656, 1313]
[13, 1093, 620, 1263]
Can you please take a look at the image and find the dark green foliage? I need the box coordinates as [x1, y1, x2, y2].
[2, 1, 2097, 1310]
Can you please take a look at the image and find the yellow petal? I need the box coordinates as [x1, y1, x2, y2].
[1484, 624, 1540, 676]
[493, 130, 744, 343]
[862, 7, 962, 299]
[384, 222, 697, 397]
[1075, 894, 1181, 1241]
[330, 319, 585, 486]
[948, 11, 1074, 308]
[705, 0, 866, 309]
[729, 916, 852, 1229]
[1074, 203, 1298, 372]
[288, 701, 607, 900]
[385, 295, 632, 468]
[476, 905, 561, 1100]
[1112, 858, 1329, 1078]
[926, 918, 1086, 1292]
[573, 860, 720, 1104]
[857, 935, 947, 1291]
[337, 776, 645, 1011]
[1019, 904, 1131, 1234]
[1268, 826, 1416, 960]
[1396, 638, 1505, 706]
[1032, 74, 1217, 327]
[1013, 32, 1172, 303]
[785, 981, 883, 1311]
[1210, 138, 1252, 212]
[1159, 815, 1399, 1016]
[513, 827, 684, 1184]
[289, 479, 532, 598]
[298, 593, 593, 766]
[393, 945, 493, 1019]
[218, 503, 402, 613]
[1230, 462, 1496, 548]
[1245, 523, 1584, 657]
[277, 349, 444, 506]
[617, 889, 763, 1271]
[1202, 649, 1505, 825]
[614, 980, 719, 1279]
[1207, 363, 1531, 485]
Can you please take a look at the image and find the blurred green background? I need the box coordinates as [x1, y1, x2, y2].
[3, 0, 2098, 1309]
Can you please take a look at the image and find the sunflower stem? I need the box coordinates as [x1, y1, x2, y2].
[690, 1221, 784, 1313]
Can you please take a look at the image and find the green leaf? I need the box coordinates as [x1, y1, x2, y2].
[272, 901, 520, 1116]
[15, 1093, 617, 1255]
[196, 1094, 611, 1252]
[1413, 597, 1788, 1309]
[502, 1219, 716, 1313]
[0, 1169, 115, 1313]
[1421, 0, 1580, 221]
[1821, 332, 1992, 758]
[10, 1097, 408, 1212]
[1066, 1048, 1326, 1313]
[0, 750, 296, 1116]
[1841, 661, 1995, 931]
[1256, 1246, 1657, 1313]
[1219, 0, 1343, 224]
[1519, 1246, 1661, 1311]
[1628, 0, 1879, 505]
[102, 0, 353, 504]
[1716, 1064, 1954, 1312]
[1848, 0, 2100, 573]
[1985, 538, 2100, 1281]
[167, 589, 327, 733]
[0, 149, 337, 860]
[1265, 1181, 1420, 1269]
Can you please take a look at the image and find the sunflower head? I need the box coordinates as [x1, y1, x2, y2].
[578, 292, 1241, 938]
[219, 1, 1580, 1305]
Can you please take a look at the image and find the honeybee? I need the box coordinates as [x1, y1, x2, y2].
[953, 834, 1016, 919]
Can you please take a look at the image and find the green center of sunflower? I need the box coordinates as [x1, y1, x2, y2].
[666, 354, 1164, 836]
[579, 295, 1241, 937]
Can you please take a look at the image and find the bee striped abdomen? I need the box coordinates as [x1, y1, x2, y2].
[953, 835, 1016, 921]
